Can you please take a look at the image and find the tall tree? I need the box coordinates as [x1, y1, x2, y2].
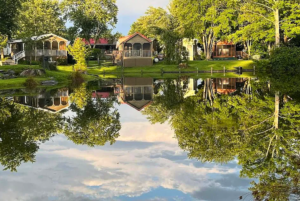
[16, 0, 65, 38]
[240, 0, 300, 46]
[61, 0, 118, 48]
[170, 0, 238, 60]
[0, 0, 22, 38]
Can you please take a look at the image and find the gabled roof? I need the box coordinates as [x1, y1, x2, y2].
[117, 32, 152, 48]
[9, 33, 68, 43]
[125, 100, 153, 111]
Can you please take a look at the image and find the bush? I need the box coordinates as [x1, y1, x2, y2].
[31, 60, 40, 65]
[56, 56, 68, 65]
[269, 46, 300, 75]
[18, 60, 30, 65]
[69, 71, 85, 88]
[23, 77, 38, 89]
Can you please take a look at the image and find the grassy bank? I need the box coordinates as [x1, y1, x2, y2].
[87, 60, 255, 74]
[0, 60, 254, 90]
[0, 64, 95, 90]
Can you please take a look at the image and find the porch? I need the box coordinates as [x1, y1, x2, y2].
[123, 43, 152, 58]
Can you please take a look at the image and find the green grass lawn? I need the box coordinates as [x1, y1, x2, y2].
[0, 64, 95, 90]
[87, 60, 254, 74]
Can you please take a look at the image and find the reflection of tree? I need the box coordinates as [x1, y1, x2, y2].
[203, 78, 215, 106]
[70, 83, 88, 109]
[142, 76, 300, 200]
[65, 96, 121, 147]
[142, 79, 184, 124]
[0, 98, 62, 172]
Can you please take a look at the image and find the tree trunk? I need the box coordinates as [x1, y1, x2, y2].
[268, 43, 271, 55]
[274, 91, 280, 129]
[274, 8, 280, 47]
[0, 49, 3, 60]
[247, 40, 251, 59]
[97, 56, 100, 65]
[203, 30, 214, 60]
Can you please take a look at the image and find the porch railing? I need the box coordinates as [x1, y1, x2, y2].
[123, 50, 152, 58]
[26, 50, 67, 57]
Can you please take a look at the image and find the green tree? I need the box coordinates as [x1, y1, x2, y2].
[170, 0, 238, 60]
[67, 38, 89, 72]
[239, 0, 300, 46]
[0, 0, 22, 38]
[0, 34, 8, 60]
[128, 7, 171, 40]
[64, 95, 121, 146]
[16, 0, 65, 38]
[61, 0, 118, 48]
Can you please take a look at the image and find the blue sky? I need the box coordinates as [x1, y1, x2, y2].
[114, 0, 170, 35]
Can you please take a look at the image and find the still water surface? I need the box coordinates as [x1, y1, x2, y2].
[1, 76, 299, 201]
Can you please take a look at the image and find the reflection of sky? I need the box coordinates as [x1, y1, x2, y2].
[0, 104, 252, 201]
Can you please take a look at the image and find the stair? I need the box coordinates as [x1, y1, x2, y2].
[13, 51, 26, 64]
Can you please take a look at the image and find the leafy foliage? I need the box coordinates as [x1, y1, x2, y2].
[15, 0, 65, 39]
[61, 0, 118, 44]
[65, 94, 121, 146]
[0, 98, 62, 172]
[67, 38, 88, 72]
[0, 0, 22, 37]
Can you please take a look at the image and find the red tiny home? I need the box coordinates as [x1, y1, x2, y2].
[212, 41, 236, 59]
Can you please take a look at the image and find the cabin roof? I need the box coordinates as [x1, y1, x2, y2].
[9, 33, 68, 43]
[117, 32, 152, 48]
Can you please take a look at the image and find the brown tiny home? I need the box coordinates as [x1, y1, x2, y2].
[117, 32, 153, 67]
[212, 41, 236, 59]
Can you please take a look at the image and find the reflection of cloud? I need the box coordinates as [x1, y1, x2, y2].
[0, 134, 246, 201]
[119, 122, 177, 144]
[0, 104, 251, 201]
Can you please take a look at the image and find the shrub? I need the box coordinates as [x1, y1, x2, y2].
[24, 77, 38, 89]
[269, 46, 300, 75]
[31, 60, 40, 65]
[18, 60, 30, 65]
[56, 56, 68, 65]
[69, 71, 85, 88]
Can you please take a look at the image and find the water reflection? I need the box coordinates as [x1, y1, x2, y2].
[1, 75, 300, 200]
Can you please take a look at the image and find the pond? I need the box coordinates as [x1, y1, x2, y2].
[1, 74, 300, 201]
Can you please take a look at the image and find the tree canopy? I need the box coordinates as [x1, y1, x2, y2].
[65, 94, 121, 147]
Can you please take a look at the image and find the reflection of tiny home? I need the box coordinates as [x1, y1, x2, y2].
[117, 32, 153, 67]
[213, 78, 244, 94]
[2, 33, 68, 63]
[116, 77, 153, 111]
[14, 88, 69, 113]
[212, 41, 236, 59]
